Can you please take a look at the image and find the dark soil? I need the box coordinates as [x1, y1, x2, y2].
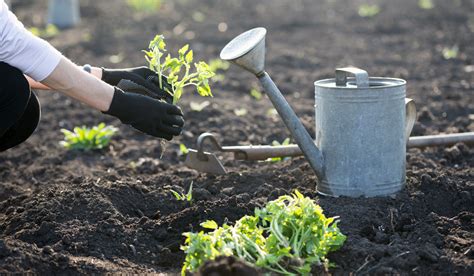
[1, 0, 473, 274]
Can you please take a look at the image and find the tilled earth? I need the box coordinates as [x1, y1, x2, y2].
[0, 0, 473, 274]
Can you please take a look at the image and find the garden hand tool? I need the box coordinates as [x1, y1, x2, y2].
[185, 132, 474, 174]
[184, 132, 303, 174]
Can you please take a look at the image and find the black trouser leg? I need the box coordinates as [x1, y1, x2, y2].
[0, 62, 40, 152]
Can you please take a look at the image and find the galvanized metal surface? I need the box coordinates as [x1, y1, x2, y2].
[220, 27, 266, 76]
[259, 72, 325, 179]
[220, 27, 325, 179]
[185, 149, 227, 175]
[315, 68, 410, 197]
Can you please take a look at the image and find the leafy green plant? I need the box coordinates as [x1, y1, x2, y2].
[190, 100, 210, 112]
[181, 190, 346, 275]
[126, 0, 162, 12]
[234, 108, 248, 117]
[250, 88, 263, 100]
[358, 4, 380, 17]
[418, 0, 434, 9]
[144, 35, 215, 104]
[28, 24, 59, 38]
[208, 58, 230, 82]
[170, 182, 193, 202]
[268, 138, 291, 162]
[179, 143, 189, 155]
[60, 123, 118, 150]
[266, 108, 278, 119]
[442, 46, 459, 59]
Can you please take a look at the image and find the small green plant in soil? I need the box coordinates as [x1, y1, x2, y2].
[179, 143, 189, 155]
[144, 35, 215, 104]
[418, 0, 434, 9]
[250, 87, 263, 100]
[189, 100, 210, 112]
[170, 182, 193, 202]
[60, 123, 118, 150]
[181, 190, 346, 275]
[442, 45, 459, 59]
[208, 58, 230, 82]
[233, 108, 248, 117]
[28, 24, 59, 38]
[126, 0, 162, 12]
[268, 138, 291, 162]
[358, 4, 380, 17]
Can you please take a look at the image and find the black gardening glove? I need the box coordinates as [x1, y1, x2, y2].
[102, 66, 173, 103]
[104, 87, 184, 140]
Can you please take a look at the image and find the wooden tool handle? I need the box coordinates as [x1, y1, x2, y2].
[223, 145, 301, 160]
[225, 132, 474, 161]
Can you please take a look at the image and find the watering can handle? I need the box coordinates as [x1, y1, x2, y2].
[405, 98, 416, 142]
[335, 67, 369, 88]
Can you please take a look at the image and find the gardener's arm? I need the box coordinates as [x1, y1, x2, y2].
[41, 58, 114, 111]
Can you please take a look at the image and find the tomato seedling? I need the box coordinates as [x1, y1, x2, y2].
[60, 123, 118, 150]
[181, 190, 346, 275]
[144, 35, 215, 104]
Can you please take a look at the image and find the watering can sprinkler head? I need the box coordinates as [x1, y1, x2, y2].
[220, 27, 267, 76]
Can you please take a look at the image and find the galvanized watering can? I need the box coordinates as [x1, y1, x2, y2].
[220, 27, 417, 197]
[313, 67, 416, 197]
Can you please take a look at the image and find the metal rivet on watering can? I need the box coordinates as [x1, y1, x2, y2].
[314, 67, 414, 197]
[220, 27, 325, 180]
[47, 0, 80, 29]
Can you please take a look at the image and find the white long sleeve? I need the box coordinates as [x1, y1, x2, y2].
[0, 0, 62, 81]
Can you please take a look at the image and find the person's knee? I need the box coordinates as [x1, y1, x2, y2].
[0, 62, 31, 134]
[0, 62, 30, 106]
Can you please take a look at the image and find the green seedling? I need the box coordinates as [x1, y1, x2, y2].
[250, 88, 263, 100]
[28, 24, 59, 38]
[234, 108, 248, 117]
[266, 108, 278, 118]
[127, 0, 162, 12]
[268, 138, 291, 162]
[181, 190, 346, 275]
[192, 11, 206, 22]
[60, 123, 118, 150]
[208, 58, 230, 82]
[170, 182, 193, 202]
[418, 0, 434, 9]
[144, 35, 215, 104]
[190, 100, 210, 112]
[442, 46, 459, 59]
[179, 143, 189, 155]
[358, 4, 380, 17]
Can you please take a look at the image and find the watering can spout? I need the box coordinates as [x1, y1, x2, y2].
[220, 27, 325, 179]
[220, 27, 267, 76]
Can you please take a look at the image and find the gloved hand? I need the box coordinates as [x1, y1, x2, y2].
[104, 87, 184, 140]
[101, 66, 173, 103]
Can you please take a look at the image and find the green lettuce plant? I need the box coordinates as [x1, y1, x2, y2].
[181, 190, 346, 275]
[144, 35, 215, 104]
[60, 123, 118, 150]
